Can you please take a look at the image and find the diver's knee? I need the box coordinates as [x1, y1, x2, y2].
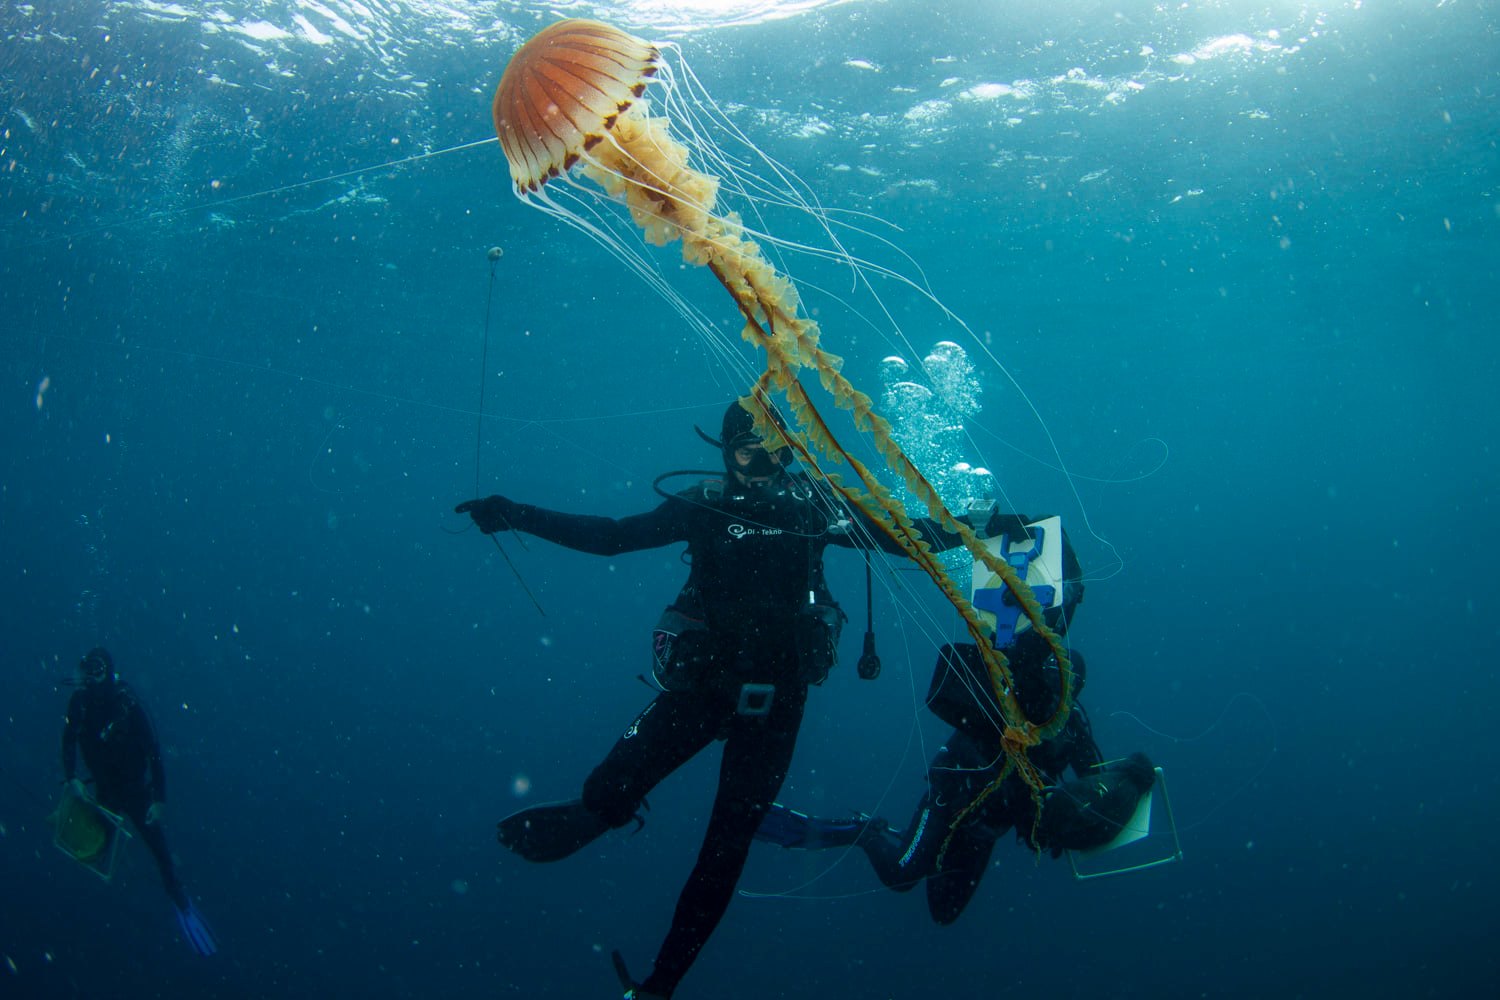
[926, 888, 969, 926]
[931, 908, 963, 927]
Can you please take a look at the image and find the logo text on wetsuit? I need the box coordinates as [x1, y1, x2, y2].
[727, 523, 783, 538]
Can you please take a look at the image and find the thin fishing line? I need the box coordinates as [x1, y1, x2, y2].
[489, 534, 547, 618]
[1111, 692, 1274, 745]
[38, 331, 726, 430]
[11, 136, 500, 250]
[476, 246, 504, 498]
[461, 244, 544, 612]
[1112, 693, 1279, 833]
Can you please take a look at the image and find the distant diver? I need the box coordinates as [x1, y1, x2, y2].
[60, 647, 217, 956]
[756, 529, 1157, 923]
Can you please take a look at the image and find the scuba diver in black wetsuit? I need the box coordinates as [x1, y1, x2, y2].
[61, 647, 217, 955]
[456, 399, 1033, 1000]
[756, 536, 1157, 926]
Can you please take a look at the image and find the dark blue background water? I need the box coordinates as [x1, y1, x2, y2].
[3, 1, 1496, 997]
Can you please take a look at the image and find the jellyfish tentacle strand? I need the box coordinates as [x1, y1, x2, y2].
[723, 271, 1076, 749]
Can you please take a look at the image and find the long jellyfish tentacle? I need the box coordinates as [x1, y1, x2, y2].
[709, 261, 1069, 775]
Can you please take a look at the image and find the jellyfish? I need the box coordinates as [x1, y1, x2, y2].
[490, 19, 1074, 785]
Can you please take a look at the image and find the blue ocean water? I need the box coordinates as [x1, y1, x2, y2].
[2, 1, 1496, 997]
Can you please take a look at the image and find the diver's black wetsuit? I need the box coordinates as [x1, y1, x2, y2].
[63, 679, 188, 908]
[862, 636, 1154, 924]
[489, 472, 994, 998]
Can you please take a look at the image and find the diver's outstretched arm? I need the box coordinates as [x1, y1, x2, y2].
[456, 494, 686, 555]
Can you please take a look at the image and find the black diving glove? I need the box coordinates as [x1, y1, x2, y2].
[1114, 751, 1158, 793]
[983, 509, 1033, 540]
[455, 495, 518, 534]
[959, 499, 1029, 540]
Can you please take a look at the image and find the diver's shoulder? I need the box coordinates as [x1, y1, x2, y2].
[671, 477, 727, 504]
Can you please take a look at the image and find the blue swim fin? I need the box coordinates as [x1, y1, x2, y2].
[755, 803, 873, 850]
[754, 803, 815, 848]
[175, 901, 218, 957]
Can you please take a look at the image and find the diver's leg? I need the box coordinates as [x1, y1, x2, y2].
[639, 685, 807, 998]
[581, 690, 722, 828]
[137, 819, 189, 908]
[106, 782, 188, 908]
[859, 793, 928, 892]
[924, 828, 996, 926]
[501, 691, 725, 863]
[916, 735, 1018, 923]
[862, 737, 975, 890]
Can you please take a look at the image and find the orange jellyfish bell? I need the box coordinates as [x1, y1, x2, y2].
[492, 19, 660, 192]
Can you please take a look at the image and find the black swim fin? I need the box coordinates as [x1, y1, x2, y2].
[497, 799, 609, 863]
[612, 950, 667, 1000]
